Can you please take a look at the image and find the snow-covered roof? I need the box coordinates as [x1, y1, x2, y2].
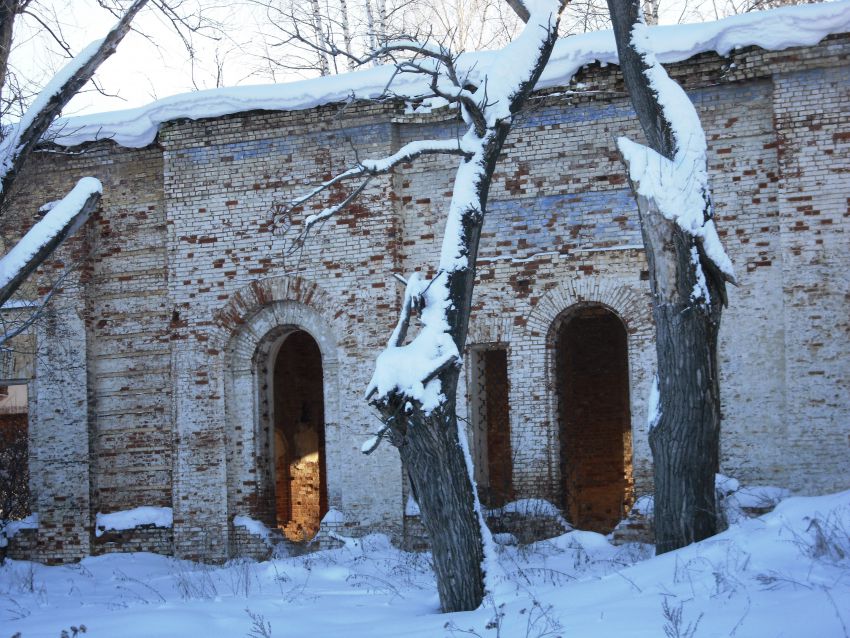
[51, 1, 850, 150]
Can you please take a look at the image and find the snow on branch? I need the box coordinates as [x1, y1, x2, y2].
[365, 270, 460, 414]
[0, 177, 102, 308]
[273, 138, 472, 241]
[0, 0, 148, 213]
[365, 0, 564, 416]
[616, 18, 736, 287]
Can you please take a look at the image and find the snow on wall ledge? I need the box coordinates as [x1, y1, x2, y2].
[49, 1, 850, 150]
[95, 507, 173, 537]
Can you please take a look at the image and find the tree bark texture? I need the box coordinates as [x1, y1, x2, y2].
[607, 0, 726, 554]
[392, 371, 485, 611]
[637, 193, 722, 554]
[0, 0, 17, 101]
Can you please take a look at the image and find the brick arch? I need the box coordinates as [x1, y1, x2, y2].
[217, 276, 343, 539]
[212, 275, 339, 354]
[524, 279, 651, 339]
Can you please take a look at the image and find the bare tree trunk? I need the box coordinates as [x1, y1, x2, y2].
[642, 0, 660, 25]
[364, 0, 379, 53]
[309, 0, 332, 76]
[0, 0, 16, 101]
[375, 0, 387, 42]
[607, 0, 730, 554]
[339, 0, 354, 69]
[394, 379, 485, 610]
[635, 193, 723, 553]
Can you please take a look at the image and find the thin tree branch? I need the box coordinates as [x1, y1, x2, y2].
[0, 261, 75, 347]
[274, 138, 472, 232]
[0, 0, 149, 213]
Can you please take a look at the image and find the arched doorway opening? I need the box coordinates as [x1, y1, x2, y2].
[272, 329, 328, 540]
[556, 305, 633, 533]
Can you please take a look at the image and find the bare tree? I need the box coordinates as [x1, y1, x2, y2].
[275, 0, 567, 611]
[606, 0, 736, 554]
[247, 0, 525, 80]
[710, 0, 822, 17]
[407, 0, 522, 51]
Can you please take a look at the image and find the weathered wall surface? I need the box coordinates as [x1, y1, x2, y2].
[6, 143, 170, 562]
[6, 35, 849, 561]
[159, 103, 405, 560]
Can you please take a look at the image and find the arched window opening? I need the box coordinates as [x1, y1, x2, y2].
[556, 305, 633, 533]
[272, 330, 327, 541]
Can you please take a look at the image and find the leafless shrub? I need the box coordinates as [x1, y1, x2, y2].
[661, 597, 703, 638]
[172, 560, 219, 600]
[245, 608, 272, 638]
[271, 559, 313, 603]
[226, 558, 259, 597]
[8, 562, 39, 594]
[755, 570, 812, 591]
[800, 512, 850, 564]
[346, 572, 404, 601]
[5, 596, 30, 621]
[519, 599, 563, 638]
[113, 569, 166, 604]
[444, 595, 563, 638]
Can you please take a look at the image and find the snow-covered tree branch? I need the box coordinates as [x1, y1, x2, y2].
[0, 0, 148, 213]
[276, 138, 473, 243]
[0, 0, 149, 325]
[0, 177, 101, 310]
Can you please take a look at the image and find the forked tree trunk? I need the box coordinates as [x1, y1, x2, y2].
[608, 0, 728, 554]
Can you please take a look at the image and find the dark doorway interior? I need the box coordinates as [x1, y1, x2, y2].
[557, 306, 633, 533]
[273, 330, 327, 540]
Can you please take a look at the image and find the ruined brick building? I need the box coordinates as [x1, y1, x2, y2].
[2, 11, 849, 563]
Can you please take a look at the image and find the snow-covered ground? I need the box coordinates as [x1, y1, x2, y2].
[3, 491, 849, 638]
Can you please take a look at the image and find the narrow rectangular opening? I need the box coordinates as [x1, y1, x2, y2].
[468, 346, 513, 508]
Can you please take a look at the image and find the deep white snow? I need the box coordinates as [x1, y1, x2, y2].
[2, 490, 849, 637]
